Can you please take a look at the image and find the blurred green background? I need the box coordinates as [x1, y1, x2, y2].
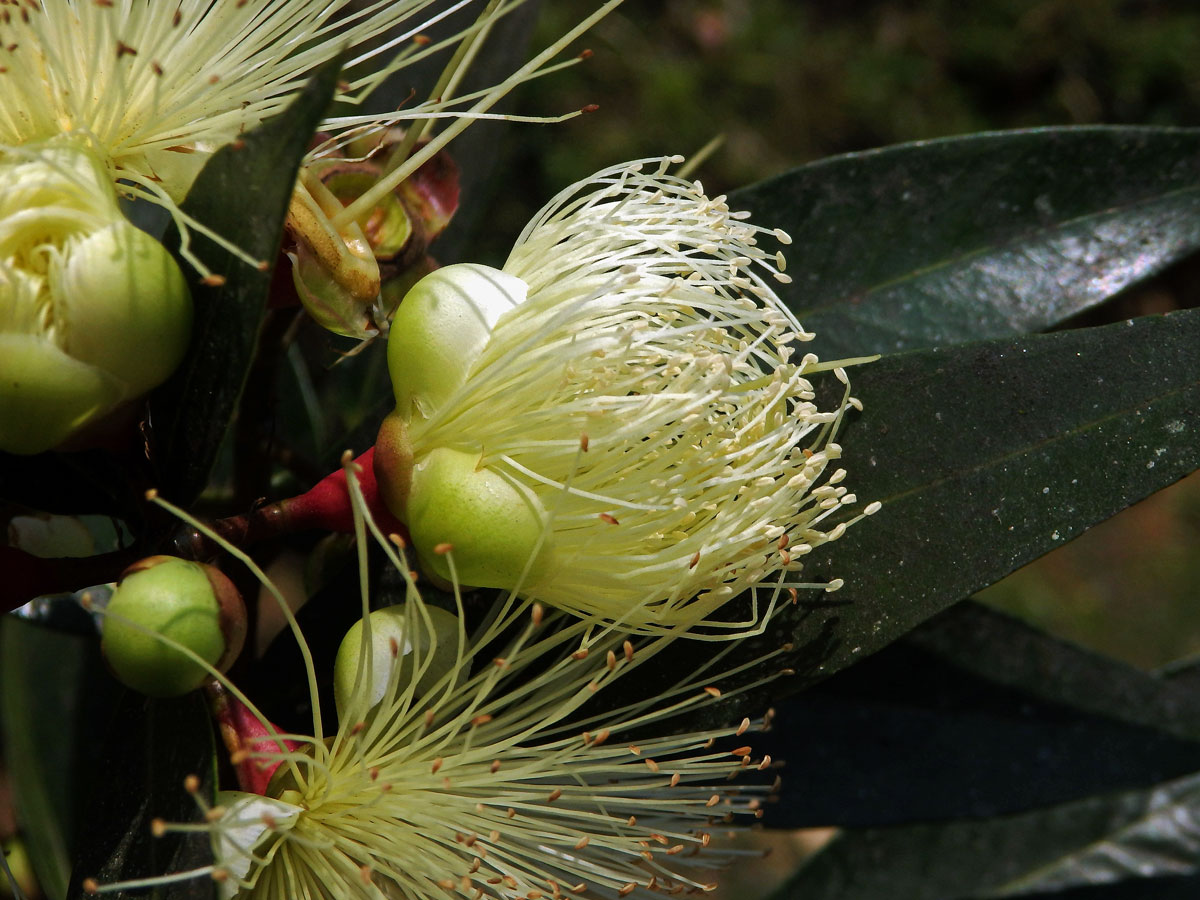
[494, 0, 1200, 225]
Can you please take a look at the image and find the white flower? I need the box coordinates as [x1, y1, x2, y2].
[0, 0, 617, 270]
[0, 138, 190, 453]
[0, 0, 619, 453]
[377, 157, 880, 638]
[87, 465, 783, 900]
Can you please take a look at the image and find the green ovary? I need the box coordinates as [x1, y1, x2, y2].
[406, 446, 553, 590]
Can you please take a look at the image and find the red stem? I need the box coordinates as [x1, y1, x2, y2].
[207, 681, 302, 795]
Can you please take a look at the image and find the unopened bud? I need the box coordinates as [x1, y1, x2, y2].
[101, 556, 247, 697]
[333, 604, 459, 723]
[284, 168, 379, 339]
[0, 138, 191, 454]
[386, 263, 526, 419]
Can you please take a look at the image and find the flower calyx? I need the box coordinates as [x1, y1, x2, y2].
[283, 132, 462, 339]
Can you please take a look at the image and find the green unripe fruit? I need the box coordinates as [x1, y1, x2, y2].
[333, 604, 459, 723]
[101, 556, 247, 698]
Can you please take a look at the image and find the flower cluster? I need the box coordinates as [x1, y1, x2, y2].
[0, 0, 616, 453]
[377, 158, 879, 637]
[88, 467, 786, 900]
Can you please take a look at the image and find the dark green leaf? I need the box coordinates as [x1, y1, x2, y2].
[774, 307, 1200, 687]
[643, 308, 1200, 733]
[66, 690, 215, 900]
[760, 602, 1200, 828]
[1012, 873, 1200, 899]
[151, 60, 342, 505]
[1159, 655, 1200, 692]
[0, 448, 144, 520]
[730, 127, 1200, 359]
[989, 776, 1200, 896]
[772, 771, 1200, 900]
[903, 602, 1200, 743]
[0, 616, 110, 900]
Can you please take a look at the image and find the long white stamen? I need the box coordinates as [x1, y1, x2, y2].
[393, 158, 873, 637]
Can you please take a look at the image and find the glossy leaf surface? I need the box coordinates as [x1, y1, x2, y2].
[731, 126, 1200, 359]
[775, 771, 1200, 900]
[65, 689, 215, 900]
[642, 307, 1200, 733]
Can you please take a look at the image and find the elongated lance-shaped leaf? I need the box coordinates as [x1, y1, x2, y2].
[633, 307, 1200, 733]
[773, 770, 1200, 900]
[152, 60, 342, 505]
[730, 126, 1200, 359]
[759, 602, 1200, 828]
[764, 306, 1200, 693]
[900, 601, 1200, 743]
[1, 616, 116, 900]
[66, 689, 216, 900]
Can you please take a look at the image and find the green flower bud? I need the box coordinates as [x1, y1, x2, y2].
[284, 168, 379, 340]
[54, 221, 191, 397]
[101, 556, 247, 698]
[0, 139, 191, 454]
[386, 263, 526, 420]
[405, 447, 552, 591]
[333, 604, 459, 723]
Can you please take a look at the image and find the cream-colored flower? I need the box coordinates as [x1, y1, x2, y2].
[377, 158, 880, 638]
[0, 138, 189, 452]
[0, 3, 514, 218]
[0, 0, 619, 453]
[88, 466, 784, 900]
